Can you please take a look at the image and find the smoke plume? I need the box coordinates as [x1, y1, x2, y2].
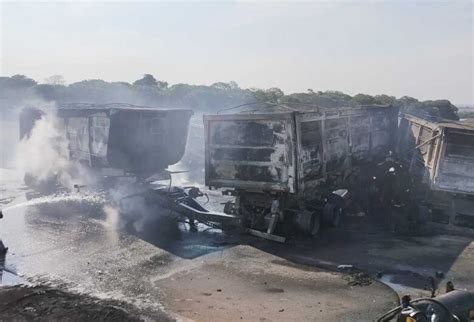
[15, 108, 95, 190]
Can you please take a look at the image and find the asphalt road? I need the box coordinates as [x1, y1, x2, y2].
[1, 168, 473, 321]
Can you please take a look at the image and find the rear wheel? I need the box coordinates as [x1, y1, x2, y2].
[294, 210, 321, 236]
[323, 203, 344, 227]
[310, 212, 321, 236]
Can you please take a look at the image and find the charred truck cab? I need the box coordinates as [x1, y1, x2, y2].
[204, 105, 399, 241]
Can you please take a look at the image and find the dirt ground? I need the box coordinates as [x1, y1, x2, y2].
[0, 285, 170, 321]
[158, 246, 398, 321]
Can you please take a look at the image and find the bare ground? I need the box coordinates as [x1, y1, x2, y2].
[0, 285, 171, 321]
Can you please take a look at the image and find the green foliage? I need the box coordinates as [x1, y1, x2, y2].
[252, 87, 284, 104]
[373, 94, 396, 105]
[351, 93, 376, 105]
[401, 99, 459, 120]
[0, 74, 460, 121]
[133, 74, 158, 87]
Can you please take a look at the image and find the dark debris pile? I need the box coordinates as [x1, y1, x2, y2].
[0, 285, 171, 321]
[344, 272, 373, 287]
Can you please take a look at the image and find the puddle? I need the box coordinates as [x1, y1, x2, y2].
[0, 269, 23, 286]
[378, 272, 431, 298]
[379, 274, 407, 294]
[0, 255, 24, 286]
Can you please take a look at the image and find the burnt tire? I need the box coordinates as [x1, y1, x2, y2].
[323, 203, 343, 227]
[294, 210, 321, 236]
[310, 213, 321, 236]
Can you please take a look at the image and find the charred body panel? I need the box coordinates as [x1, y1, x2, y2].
[204, 105, 398, 239]
[205, 105, 398, 197]
[204, 113, 297, 193]
[19, 105, 193, 176]
[295, 106, 398, 200]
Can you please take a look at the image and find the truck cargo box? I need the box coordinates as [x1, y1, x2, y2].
[20, 104, 193, 176]
[204, 105, 398, 197]
[399, 114, 474, 195]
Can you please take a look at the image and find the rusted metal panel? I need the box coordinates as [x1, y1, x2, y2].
[204, 112, 297, 192]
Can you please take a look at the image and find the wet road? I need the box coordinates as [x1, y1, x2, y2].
[1, 168, 473, 320]
[0, 169, 402, 320]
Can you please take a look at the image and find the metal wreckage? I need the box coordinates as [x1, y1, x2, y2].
[17, 102, 474, 242]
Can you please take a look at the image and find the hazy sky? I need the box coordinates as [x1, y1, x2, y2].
[1, 1, 473, 104]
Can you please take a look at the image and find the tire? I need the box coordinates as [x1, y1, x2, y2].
[310, 212, 321, 236]
[331, 206, 343, 227]
[294, 210, 321, 236]
[323, 203, 344, 227]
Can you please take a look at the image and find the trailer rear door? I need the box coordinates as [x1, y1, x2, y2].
[434, 128, 474, 194]
[204, 113, 296, 193]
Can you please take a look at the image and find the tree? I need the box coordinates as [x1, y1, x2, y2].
[211, 82, 232, 91]
[374, 94, 396, 105]
[228, 81, 239, 90]
[1, 74, 37, 89]
[35, 84, 59, 101]
[156, 80, 168, 90]
[397, 96, 419, 106]
[252, 87, 284, 104]
[321, 90, 352, 102]
[44, 75, 66, 86]
[351, 93, 376, 105]
[133, 74, 158, 87]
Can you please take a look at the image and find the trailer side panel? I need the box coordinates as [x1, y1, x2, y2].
[204, 113, 296, 192]
[296, 106, 398, 198]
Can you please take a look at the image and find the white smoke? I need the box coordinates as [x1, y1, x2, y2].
[15, 108, 95, 190]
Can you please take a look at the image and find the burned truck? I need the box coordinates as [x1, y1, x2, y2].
[20, 103, 193, 186]
[398, 114, 474, 229]
[204, 105, 399, 241]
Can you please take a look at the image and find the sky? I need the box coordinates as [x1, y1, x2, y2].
[1, 0, 473, 105]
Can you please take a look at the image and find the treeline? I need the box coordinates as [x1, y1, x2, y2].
[0, 74, 459, 120]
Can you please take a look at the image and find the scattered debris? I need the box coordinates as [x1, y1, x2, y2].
[446, 281, 455, 293]
[344, 272, 373, 287]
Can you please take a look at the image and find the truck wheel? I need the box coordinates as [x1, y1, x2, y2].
[294, 210, 321, 236]
[310, 212, 321, 236]
[323, 203, 343, 227]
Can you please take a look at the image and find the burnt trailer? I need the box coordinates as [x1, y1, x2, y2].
[20, 103, 193, 183]
[398, 114, 474, 229]
[204, 105, 399, 241]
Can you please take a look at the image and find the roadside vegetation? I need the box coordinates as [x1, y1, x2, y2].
[0, 74, 459, 121]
